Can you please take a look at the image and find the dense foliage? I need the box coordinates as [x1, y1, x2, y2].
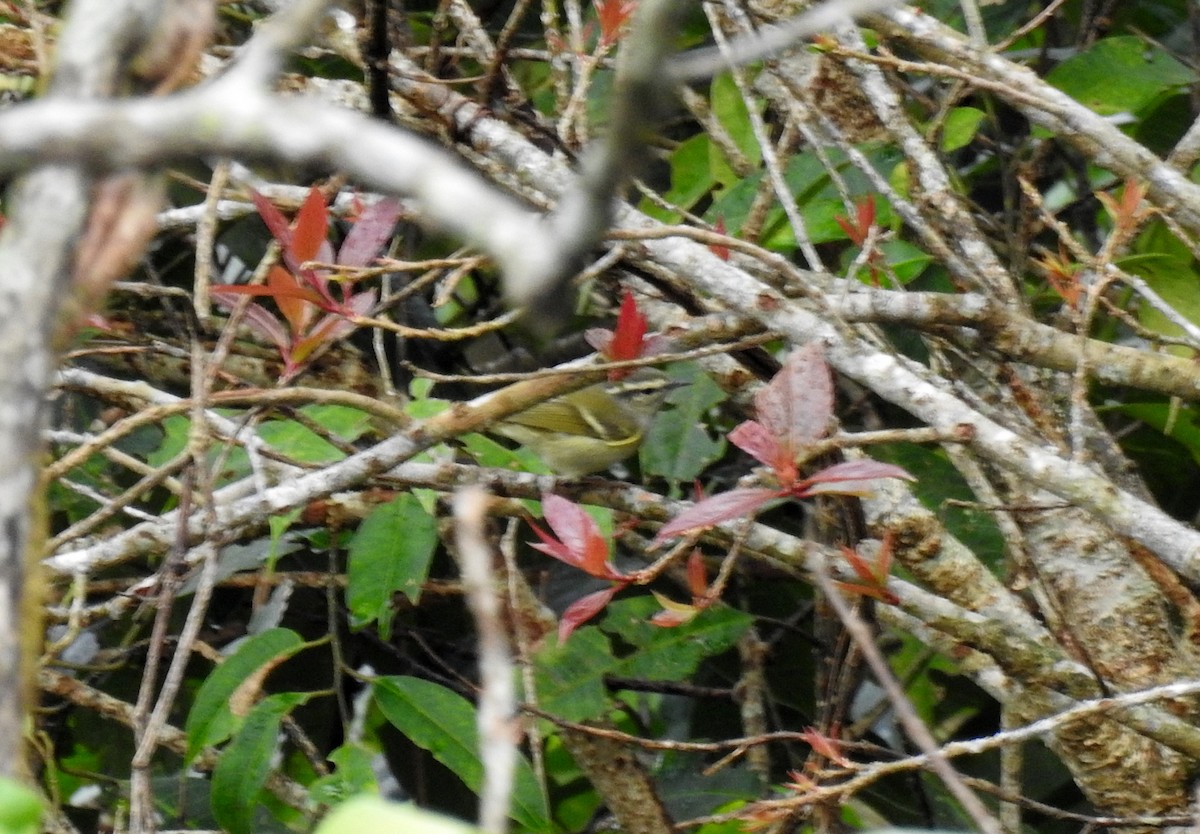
[6, 0, 1200, 832]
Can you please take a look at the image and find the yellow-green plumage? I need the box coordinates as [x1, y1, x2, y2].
[493, 369, 674, 477]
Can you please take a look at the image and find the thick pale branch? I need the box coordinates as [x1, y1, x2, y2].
[0, 89, 565, 301]
[828, 288, 1200, 399]
[871, 7, 1200, 236]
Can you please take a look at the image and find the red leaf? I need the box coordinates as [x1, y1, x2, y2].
[834, 213, 857, 244]
[291, 186, 330, 265]
[607, 290, 648, 364]
[840, 544, 879, 585]
[338, 197, 402, 268]
[251, 190, 293, 251]
[834, 195, 876, 246]
[302, 311, 358, 350]
[530, 494, 621, 580]
[857, 194, 877, 231]
[559, 584, 622, 641]
[783, 770, 817, 794]
[756, 344, 833, 464]
[834, 534, 897, 603]
[209, 282, 324, 304]
[710, 216, 731, 261]
[594, 0, 635, 46]
[834, 580, 899, 605]
[527, 518, 572, 564]
[686, 549, 707, 599]
[728, 420, 796, 485]
[268, 264, 314, 337]
[289, 332, 328, 366]
[795, 459, 913, 497]
[800, 727, 851, 767]
[652, 488, 781, 546]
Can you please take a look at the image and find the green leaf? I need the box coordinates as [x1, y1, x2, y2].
[346, 493, 439, 638]
[1118, 402, 1200, 465]
[879, 239, 934, 284]
[147, 414, 190, 467]
[460, 431, 551, 475]
[405, 393, 451, 420]
[1125, 222, 1200, 357]
[309, 742, 380, 805]
[601, 597, 752, 680]
[184, 627, 304, 761]
[709, 73, 762, 184]
[939, 107, 986, 152]
[1047, 36, 1195, 117]
[301, 404, 374, 442]
[315, 797, 480, 834]
[257, 419, 345, 464]
[532, 621, 620, 722]
[659, 134, 719, 216]
[211, 692, 312, 834]
[705, 170, 764, 233]
[373, 676, 551, 833]
[641, 364, 727, 484]
[0, 779, 41, 834]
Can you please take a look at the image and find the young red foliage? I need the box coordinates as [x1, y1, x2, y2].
[710, 216, 731, 261]
[290, 186, 331, 265]
[559, 585, 623, 642]
[584, 290, 670, 378]
[754, 342, 833, 469]
[1096, 177, 1147, 235]
[728, 420, 795, 486]
[211, 189, 398, 381]
[339, 197, 403, 268]
[797, 459, 914, 497]
[594, 0, 635, 47]
[529, 494, 631, 640]
[835, 532, 899, 604]
[834, 194, 876, 247]
[653, 487, 781, 545]
[529, 494, 623, 581]
[608, 290, 649, 364]
[652, 345, 913, 548]
[800, 727, 851, 767]
[649, 550, 713, 628]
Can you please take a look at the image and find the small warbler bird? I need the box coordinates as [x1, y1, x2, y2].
[493, 368, 676, 477]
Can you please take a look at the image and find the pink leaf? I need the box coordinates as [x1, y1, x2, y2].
[527, 519, 572, 564]
[303, 312, 359, 347]
[338, 197, 402, 267]
[652, 488, 781, 546]
[251, 190, 293, 251]
[728, 420, 795, 484]
[756, 343, 833, 460]
[559, 584, 622, 641]
[583, 327, 613, 355]
[800, 727, 851, 767]
[531, 494, 621, 579]
[795, 460, 913, 497]
[238, 303, 292, 352]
